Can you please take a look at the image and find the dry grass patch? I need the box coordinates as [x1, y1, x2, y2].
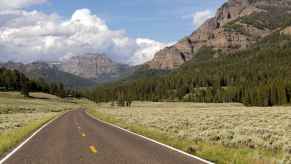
[87, 102, 291, 164]
[0, 92, 79, 113]
[0, 115, 54, 156]
[0, 92, 82, 157]
[0, 113, 55, 133]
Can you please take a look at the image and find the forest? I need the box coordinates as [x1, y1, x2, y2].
[0, 67, 79, 98]
[86, 33, 291, 107]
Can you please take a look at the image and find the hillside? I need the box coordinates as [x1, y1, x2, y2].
[146, 0, 291, 69]
[0, 62, 96, 88]
[0, 67, 76, 98]
[87, 0, 291, 107]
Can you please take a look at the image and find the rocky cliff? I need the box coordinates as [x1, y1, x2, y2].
[58, 53, 131, 81]
[147, 0, 291, 69]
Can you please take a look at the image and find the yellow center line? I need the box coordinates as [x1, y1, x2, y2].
[89, 145, 97, 154]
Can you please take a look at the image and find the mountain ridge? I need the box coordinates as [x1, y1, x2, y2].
[0, 53, 134, 88]
[0, 61, 97, 88]
[55, 53, 133, 82]
[146, 0, 291, 69]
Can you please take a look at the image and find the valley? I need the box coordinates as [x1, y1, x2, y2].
[1, 92, 290, 163]
[1, 0, 291, 163]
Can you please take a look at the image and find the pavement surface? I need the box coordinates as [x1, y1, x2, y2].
[2, 109, 209, 164]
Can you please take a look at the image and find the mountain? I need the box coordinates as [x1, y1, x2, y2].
[0, 62, 96, 88]
[0, 53, 134, 88]
[87, 0, 291, 108]
[56, 53, 132, 82]
[90, 29, 291, 107]
[146, 0, 291, 69]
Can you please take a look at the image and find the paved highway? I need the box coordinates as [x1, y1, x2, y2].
[1, 109, 211, 164]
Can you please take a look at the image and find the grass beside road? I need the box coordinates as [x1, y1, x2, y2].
[84, 101, 289, 164]
[0, 92, 80, 157]
[0, 114, 55, 156]
[0, 92, 78, 114]
[1, 93, 289, 163]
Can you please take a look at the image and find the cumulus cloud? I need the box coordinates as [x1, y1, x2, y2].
[133, 38, 172, 65]
[0, 8, 170, 65]
[192, 10, 213, 29]
[0, 0, 47, 11]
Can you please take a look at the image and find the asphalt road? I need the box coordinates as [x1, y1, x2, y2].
[2, 109, 210, 164]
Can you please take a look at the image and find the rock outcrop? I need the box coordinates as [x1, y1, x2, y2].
[146, 0, 291, 69]
[59, 53, 130, 81]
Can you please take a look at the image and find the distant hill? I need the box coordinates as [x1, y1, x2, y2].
[0, 67, 70, 98]
[0, 62, 96, 88]
[0, 53, 136, 88]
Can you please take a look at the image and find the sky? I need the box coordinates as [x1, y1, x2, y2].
[0, 0, 226, 65]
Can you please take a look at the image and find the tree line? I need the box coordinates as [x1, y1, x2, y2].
[0, 67, 81, 98]
[86, 33, 291, 107]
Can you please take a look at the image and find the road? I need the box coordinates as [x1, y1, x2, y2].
[1, 109, 210, 164]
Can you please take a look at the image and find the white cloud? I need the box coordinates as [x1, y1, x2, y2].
[132, 38, 172, 65]
[0, 0, 47, 11]
[0, 8, 170, 65]
[192, 10, 213, 29]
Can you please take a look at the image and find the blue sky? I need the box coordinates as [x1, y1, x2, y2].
[0, 0, 226, 64]
[31, 0, 226, 42]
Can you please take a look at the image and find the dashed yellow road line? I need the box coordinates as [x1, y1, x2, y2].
[89, 145, 97, 154]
